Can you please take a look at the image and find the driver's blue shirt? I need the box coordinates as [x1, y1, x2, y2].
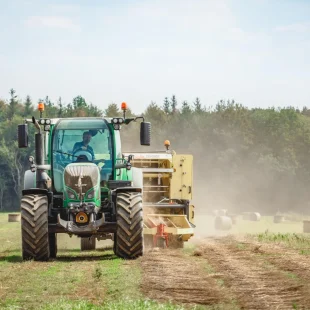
[73, 142, 95, 160]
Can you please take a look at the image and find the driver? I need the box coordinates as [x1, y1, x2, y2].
[72, 131, 95, 160]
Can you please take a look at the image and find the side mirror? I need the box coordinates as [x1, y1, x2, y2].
[18, 124, 28, 148]
[140, 122, 151, 146]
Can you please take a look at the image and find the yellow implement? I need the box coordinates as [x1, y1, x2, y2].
[123, 142, 195, 248]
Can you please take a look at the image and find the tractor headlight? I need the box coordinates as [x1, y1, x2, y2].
[118, 118, 124, 124]
[39, 119, 45, 125]
[44, 125, 50, 131]
[45, 119, 51, 125]
[66, 188, 77, 200]
[87, 189, 96, 199]
[113, 124, 120, 130]
[112, 118, 118, 124]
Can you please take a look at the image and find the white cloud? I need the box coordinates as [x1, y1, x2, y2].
[25, 16, 80, 31]
[274, 22, 310, 33]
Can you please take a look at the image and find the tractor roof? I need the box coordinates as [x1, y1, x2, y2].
[36, 117, 114, 126]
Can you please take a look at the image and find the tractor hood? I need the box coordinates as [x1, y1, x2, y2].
[63, 163, 100, 203]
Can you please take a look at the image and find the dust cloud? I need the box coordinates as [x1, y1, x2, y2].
[122, 127, 310, 239]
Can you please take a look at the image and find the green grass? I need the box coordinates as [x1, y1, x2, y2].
[0, 213, 188, 310]
[2, 298, 188, 310]
[236, 243, 247, 250]
[252, 230, 310, 251]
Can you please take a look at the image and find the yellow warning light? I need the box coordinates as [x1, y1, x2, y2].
[121, 102, 127, 111]
[38, 102, 45, 112]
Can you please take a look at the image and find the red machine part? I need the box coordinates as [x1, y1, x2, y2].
[153, 223, 168, 248]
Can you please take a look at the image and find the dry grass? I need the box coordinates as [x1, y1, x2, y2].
[140, 249, 238, 309]
[200, 236, 309, 309]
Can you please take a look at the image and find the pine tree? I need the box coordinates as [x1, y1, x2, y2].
[23, 95, 33, 116]
[181, 101, 192, 115]
[193, 97, 203, 113]
[163, 97, 171, 114]
[45, 95, 53, 107]
[7, 88, 18, 120]
[57, 97, 63, 117]
[171, 95, 177, 114]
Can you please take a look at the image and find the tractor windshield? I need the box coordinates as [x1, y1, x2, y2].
[52, 119, 113, 192]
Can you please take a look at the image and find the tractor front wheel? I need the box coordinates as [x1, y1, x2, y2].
[114, 192, 144, 259]
[21, 194, 50, 261]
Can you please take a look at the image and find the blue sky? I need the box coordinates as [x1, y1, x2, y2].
[0, 0, 309, 113]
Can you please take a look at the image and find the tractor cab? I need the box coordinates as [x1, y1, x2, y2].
[51, 118, 114, 193]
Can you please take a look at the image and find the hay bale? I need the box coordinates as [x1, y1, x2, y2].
[274, 215, 285, 223]
[303, 220, 310, 233]
[8, 213, 21, 222]
[214, 216, 232, 231]
[243, 212, 261, 221]
[218, 209, 227, 216]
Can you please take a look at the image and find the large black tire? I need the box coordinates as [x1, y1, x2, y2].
[81, 236, 96, 251]
[114, 192, 144, 259]
[49, 233, 57, 258]
[21, 194, 49, 261]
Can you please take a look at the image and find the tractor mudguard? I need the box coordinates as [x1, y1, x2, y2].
[22, 189, 53, 204]
[113, 187, 142, 194]
[130, 167, 143, 190]
[24, 169, 36, 190]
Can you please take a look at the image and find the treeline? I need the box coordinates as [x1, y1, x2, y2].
[1, 89, 310, 214]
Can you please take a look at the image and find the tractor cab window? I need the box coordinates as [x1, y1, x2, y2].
[52, 119, 113, 192]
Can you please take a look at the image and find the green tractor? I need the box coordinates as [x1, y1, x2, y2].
[17, 103, 151, 261]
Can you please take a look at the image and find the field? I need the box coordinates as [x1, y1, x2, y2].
[1, 212, 310, 309]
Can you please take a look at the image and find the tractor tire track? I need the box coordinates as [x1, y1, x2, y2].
[236, 236, 310, 305]
[140, 248, 233, 307]
[200, 237, 306, 310]
[241, 236, 310, 280]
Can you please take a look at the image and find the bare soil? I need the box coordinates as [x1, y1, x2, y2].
[140, 236, 310, 309]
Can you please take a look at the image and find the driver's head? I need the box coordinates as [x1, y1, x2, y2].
[82, 131, 92, 145]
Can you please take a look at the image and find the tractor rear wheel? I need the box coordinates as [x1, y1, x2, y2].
[114, 192, 144, 259]
[81, 236, 96, 251]
[21, 194, 49, 261]
[49, 233, 57, 258]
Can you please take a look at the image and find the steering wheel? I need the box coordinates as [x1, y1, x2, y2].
[72, 148, 105, 165]
[73, 149, 93, 162]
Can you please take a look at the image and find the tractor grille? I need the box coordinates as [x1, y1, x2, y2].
[64, 165, 99, 193]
